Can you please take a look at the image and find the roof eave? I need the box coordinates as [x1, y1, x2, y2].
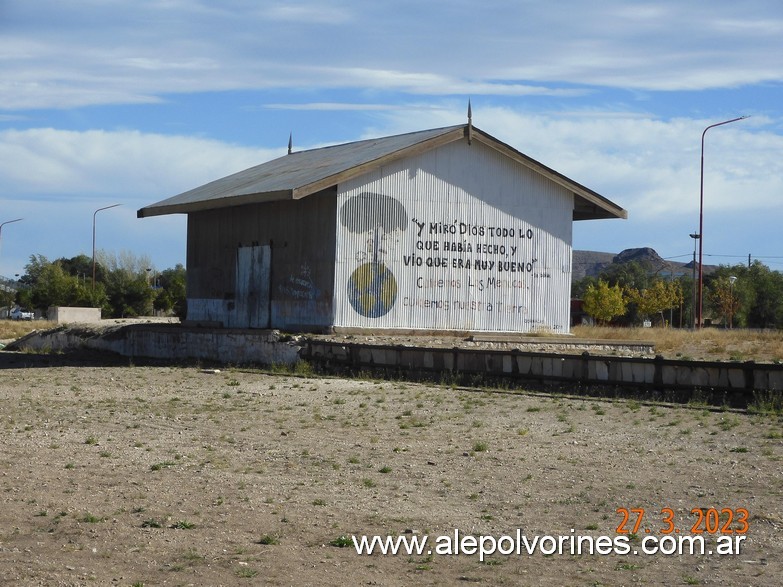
[470, 128, 626, 221]
[137, 189, 294, 218]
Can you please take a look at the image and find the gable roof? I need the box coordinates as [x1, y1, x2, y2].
[137, 124, 627, 221]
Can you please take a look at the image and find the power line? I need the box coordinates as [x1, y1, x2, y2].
[705, 254, 783, 260]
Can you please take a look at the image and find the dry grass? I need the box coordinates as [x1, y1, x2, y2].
[573, 325, 783, 362]
[0, 320, 57, 342]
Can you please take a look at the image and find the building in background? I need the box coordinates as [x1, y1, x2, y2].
[138, 123, 626, 333]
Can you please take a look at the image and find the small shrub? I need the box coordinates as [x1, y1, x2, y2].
[141, 519, 162, 528]
[748, 390, 783, 415]
[257, 534, 280, 545]
[236, 568, 258, 578]
[172, 520, 195, 529]
[330, 535, 352, 548]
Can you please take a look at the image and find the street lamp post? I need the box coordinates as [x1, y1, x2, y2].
[697, 116, 748, 329]
[0, 218, 23, 252]
[92, 204, 121, 288]
[689, 232, 700, 328]
[0, 219, 23, 283]
[728, 275, 737, 329]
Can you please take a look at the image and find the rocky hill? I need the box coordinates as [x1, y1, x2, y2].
[572, 247, 712, 282]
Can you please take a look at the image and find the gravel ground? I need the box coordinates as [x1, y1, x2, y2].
[0, 350, 781, 586]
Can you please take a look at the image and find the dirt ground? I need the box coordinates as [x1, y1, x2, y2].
[0, 350, 781, 587]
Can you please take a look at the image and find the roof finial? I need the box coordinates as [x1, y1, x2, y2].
[287, 132, 293, 155]
[467, 99, 473, 145]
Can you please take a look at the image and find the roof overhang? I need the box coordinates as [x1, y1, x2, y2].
[469, 128, 627, 221]
[137, 189, 293, 218]
[137, 124, 626, 222]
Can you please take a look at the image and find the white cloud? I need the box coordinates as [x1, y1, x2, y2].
[1, 0, 782, 109]
[265, 2, 354, 24]
[1, 107, 781, 275]
[0, 128, 282, 201]
[0, 128, 281, 274]
[364, 105, 781, 230]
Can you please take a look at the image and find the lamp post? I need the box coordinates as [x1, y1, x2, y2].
[697, 116, 748, 329]
[728, 275, 737, 329]
[0, 219, 23, 281]
[689, 232, 700, 328]
[0, 218, 23, 252]
[92, 204, 121, 288]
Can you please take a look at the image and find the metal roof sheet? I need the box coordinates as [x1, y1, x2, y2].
[137, 124, 626, 221]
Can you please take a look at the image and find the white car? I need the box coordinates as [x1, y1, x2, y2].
[10, 307, 34, 320]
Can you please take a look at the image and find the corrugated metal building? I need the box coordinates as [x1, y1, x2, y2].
[138, 124, 626, 334]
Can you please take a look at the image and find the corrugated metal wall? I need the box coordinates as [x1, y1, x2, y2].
[333, 139, 573, 333]
[186, 193, 337, 329]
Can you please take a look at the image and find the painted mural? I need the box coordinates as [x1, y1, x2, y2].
[334, 140, 573, 333]
[339, 192, 408, 318]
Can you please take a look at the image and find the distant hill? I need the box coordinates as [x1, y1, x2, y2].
[572, 247, 715, 282]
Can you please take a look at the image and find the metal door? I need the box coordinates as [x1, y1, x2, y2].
[234, 245, 270, 328]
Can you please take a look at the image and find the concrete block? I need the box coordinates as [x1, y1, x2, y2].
[47, 306, 101, 323]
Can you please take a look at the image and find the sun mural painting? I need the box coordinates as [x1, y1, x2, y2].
[339, 192, 408, 318]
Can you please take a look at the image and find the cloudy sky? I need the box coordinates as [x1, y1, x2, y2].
[1, 0, 782, 278]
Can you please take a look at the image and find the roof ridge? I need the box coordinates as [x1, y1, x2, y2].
[288, 124, 466, 155]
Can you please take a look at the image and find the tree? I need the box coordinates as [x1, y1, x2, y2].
[626, 279, 682, 326]
[704, 262, 783, 328]
[96, 250, 156, 317]
[575, 261, 659, 326]
[710, 277, 741, 328]
[745, 262, 783, 328]
[600, 261, 654, 291]
[583, 280, 627, 325]
[16, 250, 188, 320]
[155, 264, 187, 319]
[58, 254, 99, 284]
[17, 255, 108, 312]
[103, 267, 155, 317]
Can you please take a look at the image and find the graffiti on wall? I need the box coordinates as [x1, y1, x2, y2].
[277, 263, 321, 301]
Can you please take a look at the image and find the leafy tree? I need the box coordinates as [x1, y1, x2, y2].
[155, 264, 187, 319]
[571, 275, 598, 300]
[16, 255, 108, 312]
[705, 261, 783, 328]
[583, 280, 627, 325]
[709, 277, 741, 328]
[627, 279, 682, 326]
[0, 280, 16, 309]
[745, 262, 783, 328]
[599, 261, 653, 291]
[58, 253, 101, 284]
[17, 254, 50, 288]
[17, 250, 188, 320]
[103, 267, 155, 318]
[96, 250, 156, 317]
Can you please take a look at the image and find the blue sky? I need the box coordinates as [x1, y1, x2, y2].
[1, 0, 782, 278]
